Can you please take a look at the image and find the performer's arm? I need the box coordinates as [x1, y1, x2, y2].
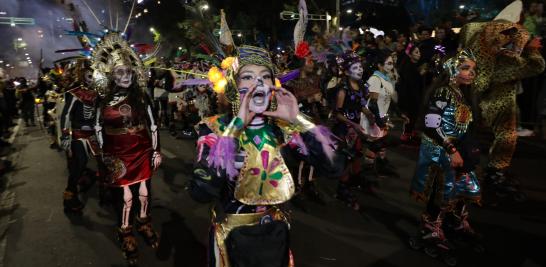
[423, 89, 457, 154]
[493, 49, 546, 84]
[190, 122, 233, 203]
[94, 108, 104, 150]
[60, 92, 75, 134]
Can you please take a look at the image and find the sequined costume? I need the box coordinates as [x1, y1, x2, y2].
[190, 46, 338, 267]
[408, 50, 482, 261]
[410, 85, 480, 204]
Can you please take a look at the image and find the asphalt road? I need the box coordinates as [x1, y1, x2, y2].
[1, 125, 546, 267]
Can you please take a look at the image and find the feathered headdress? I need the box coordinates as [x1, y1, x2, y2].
[90, 32, 147, 96]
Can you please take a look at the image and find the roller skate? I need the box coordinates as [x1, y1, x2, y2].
[63, 190, 84, 213]
[136, 217, 159, 249]
[335, 182, 360, 211]
[117, 226, 138, 266]
[409, 214, 457, 266]
[445, 206, 485, 254]
[483, 169, 526, 204]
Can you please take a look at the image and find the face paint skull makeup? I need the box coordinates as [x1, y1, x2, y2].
[383, 57, 394, 72]
[113, 66, 133, 88]
[348, 62, 364, 81]
[238, 64, 274, 114]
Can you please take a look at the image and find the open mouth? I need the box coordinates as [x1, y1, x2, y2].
[252, 90, 267, 105]
[499, 41, 522, 56]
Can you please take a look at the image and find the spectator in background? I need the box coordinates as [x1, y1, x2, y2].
[398, 43, 425, 145]
[417, 26, 435, 64]
[524, 1, 544, 37]
[16, 78, 36, 127]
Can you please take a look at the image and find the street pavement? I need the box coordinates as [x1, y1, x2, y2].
[1, 124, 546, 267]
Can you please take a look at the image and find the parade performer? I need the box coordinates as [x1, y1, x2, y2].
[459, 0, 545, 202]
[92, 32, 161, 266]
[331, 51, 374, 209]
[362, 52, 399, 177]
[190, 45, 338, 267]
[409, 50, 481, 266]
[59, 59, 100, 212]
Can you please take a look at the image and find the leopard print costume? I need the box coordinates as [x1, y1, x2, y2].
[460, 20, 545, 171]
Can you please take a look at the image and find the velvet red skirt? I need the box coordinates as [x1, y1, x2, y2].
[102, 129, 153, 187]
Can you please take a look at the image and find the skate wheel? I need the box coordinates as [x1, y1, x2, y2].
[127, 258, 138, 267]
[443, 254, 457, 266]
[424, 246, 439, 258]
[473, 244, 485, 254]
[408, 237, 423, 250]
[513, 192, 527, 202]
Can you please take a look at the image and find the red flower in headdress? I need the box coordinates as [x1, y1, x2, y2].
[295, 41, 311, 59]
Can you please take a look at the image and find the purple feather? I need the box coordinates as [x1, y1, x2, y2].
[180, 79, 212, 86]
[207, 136, 238, 179]
[310, 125, 336, 162]
[278, 69, 300, 84]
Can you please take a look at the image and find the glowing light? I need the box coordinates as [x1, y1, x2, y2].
[17, 38, 22, 41]
[143, 9, 148, 13]
[137, 0, 144, 3]
[459, 5, 465, 9]
[178, 46, 182, 50]
[237, 33, 242, 37]
[5, 64, 10, 67]
[149, 27, 155, 32]
[201, 4, 209, 10]
[25, 53, 29, 56]
[221, 57, 235, 70]
[346, 9, 352, 14]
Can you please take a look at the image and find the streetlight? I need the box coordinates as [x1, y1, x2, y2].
[346, 9, 353, 14]
[237, 33, 242, 37]
[459, 5, 465, 9]
[149, 27, 155, 32]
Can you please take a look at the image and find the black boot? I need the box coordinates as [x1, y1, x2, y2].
[136, 216, 159, 249]
[63, 190, 84, 213]
[336, 182, 360, 211]
[117, 226, 138, 266]
[484, 169, 526, 203]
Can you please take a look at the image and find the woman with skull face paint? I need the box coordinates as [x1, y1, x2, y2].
[91, 33, 161, 266]
[409, 50, 482, 264]
[190, 46, 339, 267]
[362, 52, 399, 178]
[331, 51, 374, 210]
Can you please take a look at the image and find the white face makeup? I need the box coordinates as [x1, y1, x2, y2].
[84, 69, 93, 86]
[113, 66, 133, 88]
[383, 56, 394, 72]
[348, 62, 364, 80]
[237, 64, 274, 114]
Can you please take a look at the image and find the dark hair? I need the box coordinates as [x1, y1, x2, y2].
[372, 51, 392, 70]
